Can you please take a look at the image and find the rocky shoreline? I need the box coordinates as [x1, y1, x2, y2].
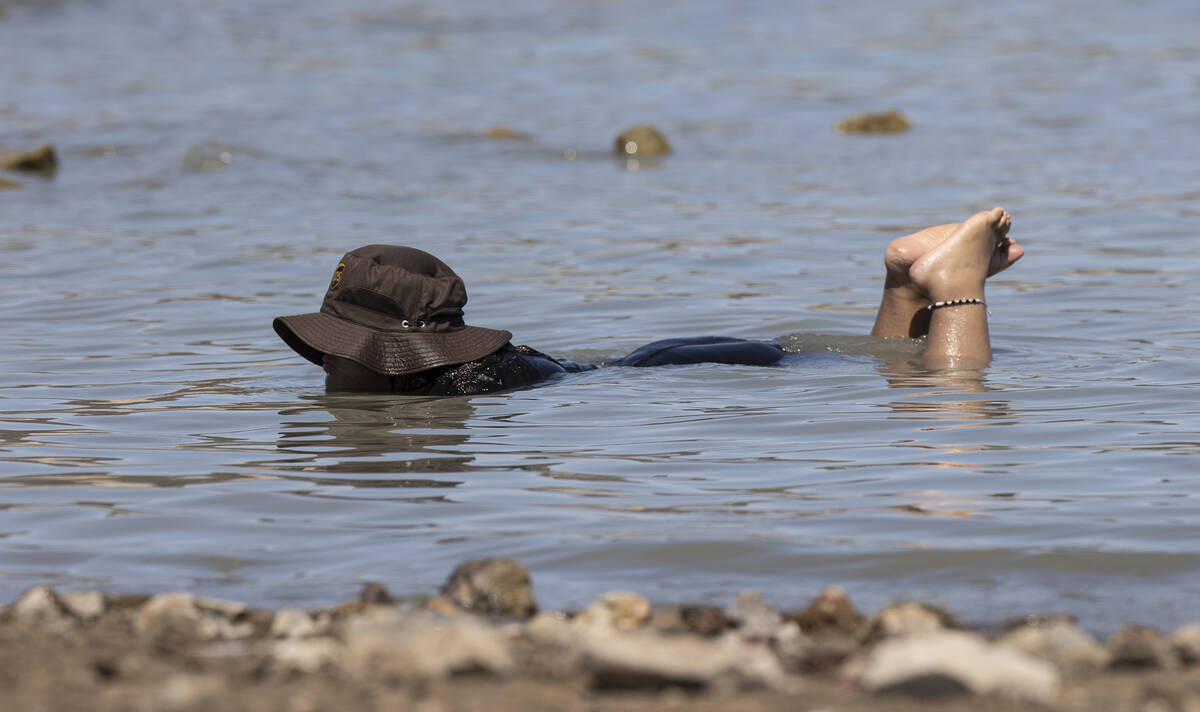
[4, 558, 1200, 712]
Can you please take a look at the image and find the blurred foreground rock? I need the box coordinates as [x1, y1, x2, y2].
[6, 561, 1200, 712]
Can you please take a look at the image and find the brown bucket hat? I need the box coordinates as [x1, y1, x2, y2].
[273, 245, 512, 375]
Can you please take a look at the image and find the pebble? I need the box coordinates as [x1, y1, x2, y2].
[1108, 625, 1178, 669]
[851, 630, 1060, 703]
[998, 617, 1109, 669]
[835, 110, 911, 134]
[614, 124, 671, 156]
[441, 557, 537, 619]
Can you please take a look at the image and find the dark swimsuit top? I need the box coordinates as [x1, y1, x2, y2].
[395, 336, 786, 396]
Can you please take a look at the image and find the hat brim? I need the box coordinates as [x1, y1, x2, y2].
[274, 312, 512, 376]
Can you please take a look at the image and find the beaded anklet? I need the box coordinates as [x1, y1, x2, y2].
[927, 298, 986, 311]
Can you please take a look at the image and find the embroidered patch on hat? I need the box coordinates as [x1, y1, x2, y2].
[329, 262, 346, 290]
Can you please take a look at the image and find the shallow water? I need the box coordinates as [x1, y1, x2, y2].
[2, 0, 1199, 632]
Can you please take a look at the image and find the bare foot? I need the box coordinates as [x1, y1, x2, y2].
[909, 207, 1017, 300]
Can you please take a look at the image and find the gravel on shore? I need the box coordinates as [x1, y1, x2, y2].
[4, 557, 1200, 712]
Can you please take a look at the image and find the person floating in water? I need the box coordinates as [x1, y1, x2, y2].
[274, 208, 1023, 395]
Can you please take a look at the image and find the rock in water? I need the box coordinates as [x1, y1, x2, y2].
[482, 125, 530, 140]
[615, 124, 671, 156]
[441, 558, 538, 619]
[0, 144, 58, 174]
[835, 110, 911, 134]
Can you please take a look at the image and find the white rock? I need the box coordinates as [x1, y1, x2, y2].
[853, 630, 1059, 703]
[1170, 623, 1200, 664]
[9, 586, 72, 627]
[863, 601, 955, 642]
[998, 619, 1109, 668]
[270, 607, 322, 639]
[581, 628, 789, 691]
[575, 591, 652, 633]
[343, 611, 513, 680]
[61, 590, 106, 622]
[136, 592, 252, 640]
[273, 638, 342, 673]
[726, 590, 783, 640]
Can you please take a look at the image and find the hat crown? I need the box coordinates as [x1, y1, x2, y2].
[321, 245, 469, 330]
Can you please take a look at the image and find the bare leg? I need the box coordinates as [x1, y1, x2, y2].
[870, 223, 961, 338]
[909, 207, 1018, 368]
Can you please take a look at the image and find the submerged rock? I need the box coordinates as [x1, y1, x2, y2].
[482, 125, 531, 140]
[0, 143, 57, 174]
[849, 630, 1060, 702]
[0, 176, 19, 189]
[441, 557, 537, 619]
[835, 110, 911, 134]
[614, 124, 671, 156]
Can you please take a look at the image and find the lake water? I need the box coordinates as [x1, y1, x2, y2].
[2, 0, 1198, 633]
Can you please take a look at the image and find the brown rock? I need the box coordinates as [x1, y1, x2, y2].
[359, 582, 393, 605]
[649, 604, 733, 637]
[0, 143, 57, 174]
[482, 125, 530, 140]
[791, 586, 864, 636]
[1108, 625, 1178, 669]
[615, 124, 671, 156]
[835, 110, 911, 134]
[0, 177, 20, 189]
[441, 558, 537, 619]
[860, 600, 963, 645]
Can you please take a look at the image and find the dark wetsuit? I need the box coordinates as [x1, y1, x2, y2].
[398, 337, 785, 396]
